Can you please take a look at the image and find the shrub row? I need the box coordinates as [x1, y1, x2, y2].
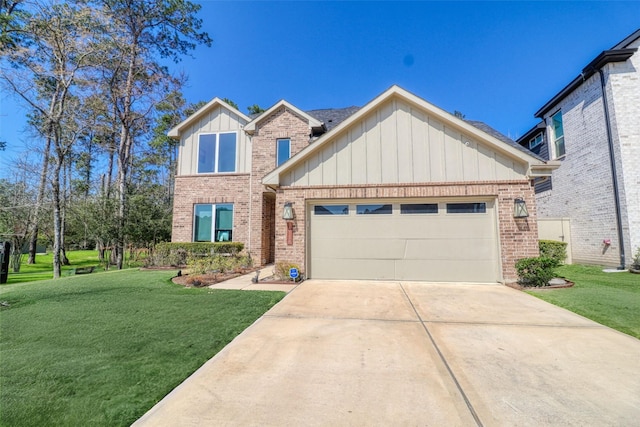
[150, 242, 245, 266]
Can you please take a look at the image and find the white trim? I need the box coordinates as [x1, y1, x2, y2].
[196, 131, 239, 174]
[168, 98, 250, 139]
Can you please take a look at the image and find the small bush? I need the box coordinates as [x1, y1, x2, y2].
[631, 247, 640, 270]
[539, 240, 568, 265]
[515, 256, 559, 287]
[274, 261, 301, 281]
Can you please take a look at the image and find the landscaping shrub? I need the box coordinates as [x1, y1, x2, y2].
[274, 261, 301, 281]
[150, 242, 244, 266]
[539, 240, 568, 265]
[630, 247, 640, 272]
[515, 256, 559, 287]
[187, 253, 254, 275]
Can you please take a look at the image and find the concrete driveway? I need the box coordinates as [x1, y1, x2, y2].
[134, 281, 640, 426]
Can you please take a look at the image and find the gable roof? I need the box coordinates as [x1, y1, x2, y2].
[307, 106, 360, 131]
[465, 120, 545, 162]
[263, 85, 558, 187]
[244, 100, 324, 135]
[535, 28, 639, 118]
[167, 98, 251, 139]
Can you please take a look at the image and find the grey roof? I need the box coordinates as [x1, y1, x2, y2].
[466, 120, 546, 161]
[306, 106, 361, 131]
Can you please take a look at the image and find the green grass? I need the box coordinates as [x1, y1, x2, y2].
[527, 264, 640, 339]
[3, 250, 140, 284]
[0, 269, 285, 426]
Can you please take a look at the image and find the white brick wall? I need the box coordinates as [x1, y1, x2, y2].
[609, 37, 640, 264]
[537, 42, 639, 267]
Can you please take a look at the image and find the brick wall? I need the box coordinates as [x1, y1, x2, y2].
[537, 46, 639, 266]
[171, 174, 251, 246]
[274, 180, 538, 283]
[248, 107, 312, 264]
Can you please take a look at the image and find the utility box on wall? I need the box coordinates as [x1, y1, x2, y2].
[0, 241, 10, 284]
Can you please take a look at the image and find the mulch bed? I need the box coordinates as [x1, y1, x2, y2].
[506, 279, 575, 291]
[171, 268, 258, 288]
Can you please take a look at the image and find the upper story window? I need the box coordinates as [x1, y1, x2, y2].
[198, 132, 237, 173]
[529, 133, 543, 149]
[551, 111, 565, 158]
[277, 138, 291, 166]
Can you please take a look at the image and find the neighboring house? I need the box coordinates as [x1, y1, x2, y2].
[517, 29, 639, 268]
[169, 85, 558, 283]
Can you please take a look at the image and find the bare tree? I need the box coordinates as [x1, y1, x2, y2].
[98, 0, 211, 269]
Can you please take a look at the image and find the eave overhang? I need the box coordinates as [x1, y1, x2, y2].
[535, 48, 637, 118]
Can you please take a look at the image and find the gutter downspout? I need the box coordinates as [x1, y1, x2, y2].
[595, 67, 626, 269]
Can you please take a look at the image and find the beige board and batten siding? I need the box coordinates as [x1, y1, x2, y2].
[308, 199, 500, 282]
[282, 98, 528, 187]
[176, 105, 251, 176]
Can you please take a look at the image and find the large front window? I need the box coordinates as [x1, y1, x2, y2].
[194, 203, 234, 242]
[198, 133, 237, 173]
[551, 111, 565, 158]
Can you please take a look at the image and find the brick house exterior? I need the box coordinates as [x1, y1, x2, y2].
[170, 86, 558, 283]
[517, 29, 640, 268]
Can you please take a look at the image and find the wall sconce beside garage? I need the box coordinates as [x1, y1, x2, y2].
[514, 198, 529, 218]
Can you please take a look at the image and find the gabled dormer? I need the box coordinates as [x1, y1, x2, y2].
[168, 98, 253, 176]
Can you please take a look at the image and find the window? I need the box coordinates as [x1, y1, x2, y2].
[314, 205, 349, 215]
[529, 133, 543, 149]
[401, 203, 438, 214]
[446, 203, 486, 214]
[551, 111, 565, 157]
[197, 132, 237, 173]
[194, 204, 233, 242]
[277, 138, 291, 166]
[356, 204, 392, 215]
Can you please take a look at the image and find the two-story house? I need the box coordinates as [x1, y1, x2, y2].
[169, 85, 558, 283]
[518, 29, 639, 268]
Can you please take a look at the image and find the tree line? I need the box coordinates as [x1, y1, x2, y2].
[0, 0, 211, 277]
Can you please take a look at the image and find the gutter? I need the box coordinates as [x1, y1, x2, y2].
[590, 67, 627, 269]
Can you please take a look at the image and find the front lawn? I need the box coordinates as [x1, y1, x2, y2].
[3, 250, 139, 284]
[0, 269, 285, 426]
[528, 264, 640, 339]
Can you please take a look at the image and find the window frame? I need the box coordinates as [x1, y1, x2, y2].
[276, 138, 291, 167]
[446, 202, 487, 214]
[528, 132, 543, 149]
[197, 131, 238, 174]
[356, 204, 392, 215]
[550, 111, 565, 158]
[193, 203, 234, 242]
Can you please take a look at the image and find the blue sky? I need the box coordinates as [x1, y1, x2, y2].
[1, 1, 639, 177]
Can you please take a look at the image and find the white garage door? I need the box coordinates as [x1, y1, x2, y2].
[308, 199, 499, 282]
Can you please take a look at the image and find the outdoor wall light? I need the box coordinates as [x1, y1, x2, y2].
[283, 202, 294, 220]
[513, 198, 529, 218]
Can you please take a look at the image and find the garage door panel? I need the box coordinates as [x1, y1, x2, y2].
[403, 239, 496, 260]
[312, 258, 396, 280]
[312, 238, 406, 259]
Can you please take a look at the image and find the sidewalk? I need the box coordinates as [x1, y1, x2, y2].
[207, 265, 299, 293]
